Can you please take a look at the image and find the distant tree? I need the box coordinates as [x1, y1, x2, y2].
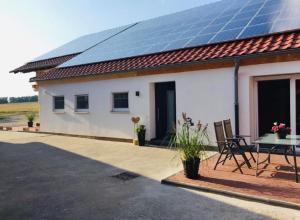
[0, 97, 8, 104]
[8, 95, 38, 103]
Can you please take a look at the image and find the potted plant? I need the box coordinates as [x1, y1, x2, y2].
[170, 113, 210, 179]
[26, 113, 36, 128]
[131, 117, 140, 145]
[136, 124, 146, 146]
[271, 122, 291, 139]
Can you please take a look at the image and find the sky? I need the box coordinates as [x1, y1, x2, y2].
[0, 0, 217, 97]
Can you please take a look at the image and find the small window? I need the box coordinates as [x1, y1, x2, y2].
[53, 96, 64, 110]
[113, 92, 129, 111]
[75, 94, 89, 111]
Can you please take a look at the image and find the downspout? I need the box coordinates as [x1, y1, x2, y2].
[234, 58, 240, 135]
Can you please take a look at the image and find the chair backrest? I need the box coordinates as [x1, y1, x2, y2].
[223, 119, 233, 139]
[214, 121, 226, 153]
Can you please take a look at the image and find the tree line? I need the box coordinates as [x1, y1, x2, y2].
[0, 95, 38, 104]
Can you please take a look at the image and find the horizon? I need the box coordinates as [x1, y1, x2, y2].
[0, 0, 216, 97]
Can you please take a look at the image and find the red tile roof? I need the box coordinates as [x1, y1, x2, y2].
[10, 54, 78, 73]
[34, 31, 300, 81]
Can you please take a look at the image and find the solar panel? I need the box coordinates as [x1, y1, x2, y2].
[31, 24, 135, 62]
[60, 0, 300, 68]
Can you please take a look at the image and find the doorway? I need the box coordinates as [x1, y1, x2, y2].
[258, 79, 290, 136]
[155, 81, 176, 140]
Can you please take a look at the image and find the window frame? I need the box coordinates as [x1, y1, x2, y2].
[53, 96, 65, 112]
[75, 94, 89, 112]
[112, 92, 129, 112]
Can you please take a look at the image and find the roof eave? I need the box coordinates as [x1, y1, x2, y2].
[34, 48, 300, 83]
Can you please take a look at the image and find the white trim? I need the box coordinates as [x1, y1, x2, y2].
[74, 110, 90, 114]
[290, 79, 296, 135]
[111, 108, 130, 113]
[53, 110, 65, 114]
[253, 73, 300, 138]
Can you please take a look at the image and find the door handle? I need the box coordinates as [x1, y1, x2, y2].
[157, 108, 160, 121]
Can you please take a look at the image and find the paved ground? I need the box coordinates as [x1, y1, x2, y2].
[0, 132, 299, 220]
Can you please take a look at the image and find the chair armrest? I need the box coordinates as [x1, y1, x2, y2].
[226, 137, 240, 142]
[216, 141, 227, 144]
[236, 135, 251, 138]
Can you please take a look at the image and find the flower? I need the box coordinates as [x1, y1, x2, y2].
[271, 122, 291, 134]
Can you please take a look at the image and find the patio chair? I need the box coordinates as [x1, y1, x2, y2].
[223, 119, 256, 163]
[214, 121, 252, 174]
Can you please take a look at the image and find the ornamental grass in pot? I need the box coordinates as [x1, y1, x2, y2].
[170, 113, 210, 179]
[26, 113, 36, 128]
[136, 124, 146, 146]
[131, 117, 146, 146]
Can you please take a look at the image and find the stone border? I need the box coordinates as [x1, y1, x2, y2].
[161, 177, 300, 211]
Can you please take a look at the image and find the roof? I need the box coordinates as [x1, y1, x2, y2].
[13, 0, 300, 73]
[60, 0, 300, 68]
[11, 24, 134, 73]
[10, 54, 78, 73]
[31, 24, 134, 62]
[33, 30, 300, 82]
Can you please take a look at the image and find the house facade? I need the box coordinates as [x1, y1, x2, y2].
[11, 0, 300, 143]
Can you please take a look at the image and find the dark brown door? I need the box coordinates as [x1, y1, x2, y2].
[258, 79, 290, 136]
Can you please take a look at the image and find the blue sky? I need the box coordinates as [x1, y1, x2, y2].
[0, 0, 217, 97]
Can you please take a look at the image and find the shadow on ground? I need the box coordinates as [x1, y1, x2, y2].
[0, 141, 273, 220]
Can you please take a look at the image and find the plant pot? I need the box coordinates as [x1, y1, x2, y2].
[276, 132, 287, 139]
[182, 157, 200, 179]
[137, 129, 146, 146]
[28, 122, 33, 127]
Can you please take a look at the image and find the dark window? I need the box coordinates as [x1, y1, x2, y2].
[113, 92, 129, 109]
[53, 96, 64, 110]
[76, 95, 89, 110]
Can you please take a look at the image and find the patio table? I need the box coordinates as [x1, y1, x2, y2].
[254, 133, 299, 183]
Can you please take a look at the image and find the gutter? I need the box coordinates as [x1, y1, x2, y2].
[234, 58, 240, 135]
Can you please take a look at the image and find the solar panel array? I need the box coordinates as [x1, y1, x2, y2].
[32, 24, 135, 62]
[58, 0, 300, 68]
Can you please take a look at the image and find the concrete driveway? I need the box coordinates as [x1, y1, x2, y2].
[0, 131, 299, 220]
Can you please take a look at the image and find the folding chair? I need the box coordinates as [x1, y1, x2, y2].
[214, 121, 251, 174]
[223, 119, 256, 162]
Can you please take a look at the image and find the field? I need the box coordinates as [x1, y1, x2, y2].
[0, 102, 39, 127]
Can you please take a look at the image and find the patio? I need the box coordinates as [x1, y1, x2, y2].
[163, 152, 300, 209]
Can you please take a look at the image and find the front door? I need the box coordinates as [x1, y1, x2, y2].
[258, 79, 290, 136]
[155, 82, 176, 139]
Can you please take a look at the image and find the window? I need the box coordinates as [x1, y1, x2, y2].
[75, 95, 89, 111]
[53, 96, 64, 111]
[113, 92, 129, 111]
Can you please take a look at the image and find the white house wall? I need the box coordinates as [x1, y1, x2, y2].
[39, 60, 300, 142]
[39, 67, 235, 141]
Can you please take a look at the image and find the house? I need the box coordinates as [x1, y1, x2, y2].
[11, 0, 300, 143]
